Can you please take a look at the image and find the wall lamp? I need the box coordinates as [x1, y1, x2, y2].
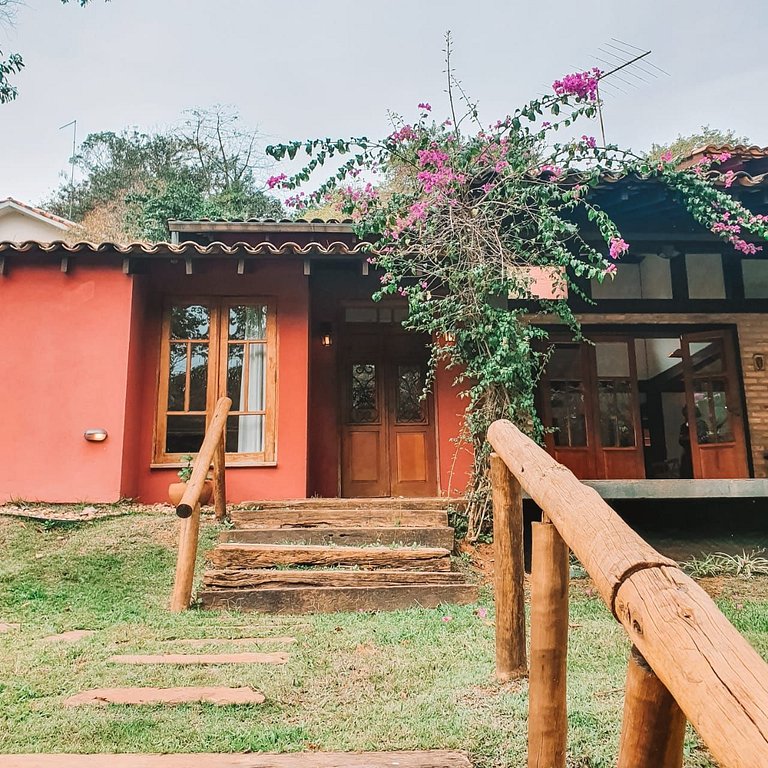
[84, 429, 108, 442]
[319, 323, 334, 348]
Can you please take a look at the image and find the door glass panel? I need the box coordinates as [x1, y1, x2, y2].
[188, 344, 208, 411]
[596, 342, 630, 377]
[693, 381, 734, 443]
[167, 343, 187, 411]
[227, 344, 244, 405]
[396, 365, 426, 423]
[229, 305, 267, 340]
[225, 414, 265, 453]
[165, 415, 206, 454]
[170, 305, 209, 340]
[550, 382, 587, 447]
[688, 339, 724, 375]
[548, 345, 582, 378]
[598, 380, 636, 447]
[350, 363, 378, 423]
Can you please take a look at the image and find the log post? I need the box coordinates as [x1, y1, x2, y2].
[491, 453, 527, 681]
[213, 434, 227, 522]
[528, 516, 569, 768]
[617, 646, 686, 768]
[170, 502, 201, 612]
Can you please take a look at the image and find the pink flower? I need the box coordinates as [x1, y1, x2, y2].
[476, 607, 488, 620]
[604, 263, 618, 276]
[541, 121, 551, 129]
[442, 118, 453, 127]
[552, 68, 602, 101]
[441, 615, 453, 623]
[390, 125, 417, 144]
[660, 150, 673, 163]
[494, 160, 508, 173]
[266, 173, 287, 189]
[609, 237, 629, 260]
[409, 201, 428, 221]
[723, 170, 736, 189]
[418, 102, 432, 112]
[581, 135, 597, 149]
[539, 164, 563, 181]
[482, 182, 495, 193]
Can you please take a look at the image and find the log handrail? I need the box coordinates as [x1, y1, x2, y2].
[170, 396, 231, 612]
[488, 418, 768, 768]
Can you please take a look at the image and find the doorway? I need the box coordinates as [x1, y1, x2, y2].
[339, 311, 437, 498]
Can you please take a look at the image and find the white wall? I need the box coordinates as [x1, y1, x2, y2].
[0, 209, 68, 242]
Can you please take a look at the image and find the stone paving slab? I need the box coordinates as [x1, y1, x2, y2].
[108, 652, 289, 665]
[64, 686, 266, 707]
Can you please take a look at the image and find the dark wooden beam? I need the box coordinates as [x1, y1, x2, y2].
[185, 258, 194, 276]
[60, 256, 70, 274]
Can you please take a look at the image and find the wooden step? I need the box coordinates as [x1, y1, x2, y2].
[199, 584, 481, 613]
[219, 526, 455, 549]
[2, 750, 473, 768]
[237, 497, 463, 511]
[208, 543, 452, 571]
[229, 508, 449, 529]
[64, 686, 265, 707]
[203, 568, 467, 590]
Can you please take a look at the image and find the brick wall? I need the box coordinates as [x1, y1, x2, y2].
[575, 312, 768, 478]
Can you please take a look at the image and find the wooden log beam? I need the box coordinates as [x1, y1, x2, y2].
[617, 646, 686, 768]
[527, 519, 569, 768]
[170, 502, 201, 612]
[615, 566, 768, 767]
[490, 453, 527, 681]
[212, 435, 226, 522]
[487, 419, 675, 611]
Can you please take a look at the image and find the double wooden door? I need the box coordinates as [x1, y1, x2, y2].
[340, 329, 437, 497]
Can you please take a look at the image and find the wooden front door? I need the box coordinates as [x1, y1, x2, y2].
[681, 330, 749, 479]
[340, 329, 437, 497]
[540, 339, 644, 480]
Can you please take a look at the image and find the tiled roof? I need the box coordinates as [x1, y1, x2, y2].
[0, 239, 371, 256]
[0, 198, 75, 229]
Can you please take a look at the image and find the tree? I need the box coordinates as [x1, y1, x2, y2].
[47, 107, 283, 241]
[647, 125, 751, 163]
[268, 37, 768, 538]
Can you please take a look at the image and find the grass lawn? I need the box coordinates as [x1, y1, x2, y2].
[1, 506, 767, 767]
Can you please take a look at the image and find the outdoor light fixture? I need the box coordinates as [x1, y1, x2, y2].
[754, 354, 766, 372]
[84, 429, 108, 442]
[319, 323, 334, 347]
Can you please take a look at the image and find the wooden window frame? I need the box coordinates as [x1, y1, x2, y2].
[153, 297, 277, 466]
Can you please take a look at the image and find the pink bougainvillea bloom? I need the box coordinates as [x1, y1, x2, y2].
[476, 607, 488, 620]
[660, 150, 673, 163]
[390, 125, 417, 144]
[441, 615, 453, 623]
[604, 263, 618, 276]
[494, 160, 508, 173]
[581, 135, 597, 149]
[418, 102, 432, 112]
[609, 237, 629, 260]
[552, 68, 602, 101]
[266, 173, 287, 189]
[541, 121, 551, 129]
[723, 170, 736, 189]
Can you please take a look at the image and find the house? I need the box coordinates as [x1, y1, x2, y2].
[0, 146, 767, 505]
[0, 198, 74, 243]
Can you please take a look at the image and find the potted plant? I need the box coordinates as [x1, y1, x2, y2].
[168, 454, 213, 507]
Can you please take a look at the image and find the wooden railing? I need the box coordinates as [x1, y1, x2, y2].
[170, 396, 231, 612]
[488, 419, 768, 768]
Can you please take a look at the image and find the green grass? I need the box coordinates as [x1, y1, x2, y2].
[1, 509, 767, 766]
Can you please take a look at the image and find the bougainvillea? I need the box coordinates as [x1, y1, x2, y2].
[266, 38, 767, 537]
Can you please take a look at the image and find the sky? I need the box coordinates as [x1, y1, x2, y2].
[1, 0, 767, 205]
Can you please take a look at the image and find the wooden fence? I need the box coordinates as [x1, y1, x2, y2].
[170, 396, 231, 612]
[488, 418, 768, 768]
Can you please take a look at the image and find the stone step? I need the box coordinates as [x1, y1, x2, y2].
[237, 497, 463, 511]
[64, 686, 265, 707]
[219, 526, 455, 549]
[199, 584, 481, 613]
[207, 543, 452, 571]
[229, 508, 449, 529]
[2, 750, 473, 768]
[203, 568, 468, 590]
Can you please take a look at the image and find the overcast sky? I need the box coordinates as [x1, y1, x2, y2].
[1, 0, 766, 205]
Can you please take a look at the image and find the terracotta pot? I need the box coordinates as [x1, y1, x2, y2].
[168, 480, 213, 507]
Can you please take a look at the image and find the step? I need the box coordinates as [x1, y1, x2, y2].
[219, 526, 455, 549]
[2, 750, 473, 768]
[203, 568, 468, 590]
[199, 584, 481, 613]
[237, 497, 463, 510]
[208, 543, 452, 571]
[64, 686, 265, 707]
[229, 508, 449, 529]
[108, 652, 289, 665]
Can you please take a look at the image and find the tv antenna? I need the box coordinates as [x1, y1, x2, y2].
[59, 119, 77, 220]
[572, 39, 669, 145]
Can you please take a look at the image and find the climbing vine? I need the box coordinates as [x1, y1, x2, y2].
[267, 39, 767, 538]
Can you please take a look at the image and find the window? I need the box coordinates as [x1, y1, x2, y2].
[590, 254, 672, 300]
[686, 253, 725, 299]
[155, 299, 277, 464]
[742, 259, 768, 299]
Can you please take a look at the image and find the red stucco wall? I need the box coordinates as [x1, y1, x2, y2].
[434, 361, 473, 497]
[133, 260, 310, 503]
[0, 261, 135, 502]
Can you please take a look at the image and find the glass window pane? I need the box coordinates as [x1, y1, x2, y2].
[686, 254, 725, 299]
[693, 382, 734, 443]
[227, 344, 244, 406]
[345, 307, 378, 323]
[170, 305, 209, 340]
[188, 343, 208, 411]
[397, 365, 426, 423]
[596, 342, 630, 378]
[349, 363, 378, 423]
[638, 254, 673, 299]
[550, 382, 587, 447]
[226, 414, 265, 453]
[167, 343, 187, 411]
[166, 415, 206, 454]
[742, 259, 768, 298]
[548, 345, 583, 380]
[229, 305, 267, 340]
[688, 340, 724, 375]
[247, 344, 267, 412]
[591, 262, 641, 299]
[598, 380, 636, 447]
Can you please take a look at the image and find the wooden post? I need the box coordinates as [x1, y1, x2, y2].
[528, 516, 569, 768]
[491, 453, 527, 681]
[617, 646, 686, 768]
[212, 435, 227, 522]
[170, 502, 201, 612]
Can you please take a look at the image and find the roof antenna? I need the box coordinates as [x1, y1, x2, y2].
[59, 119, 77, 220]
